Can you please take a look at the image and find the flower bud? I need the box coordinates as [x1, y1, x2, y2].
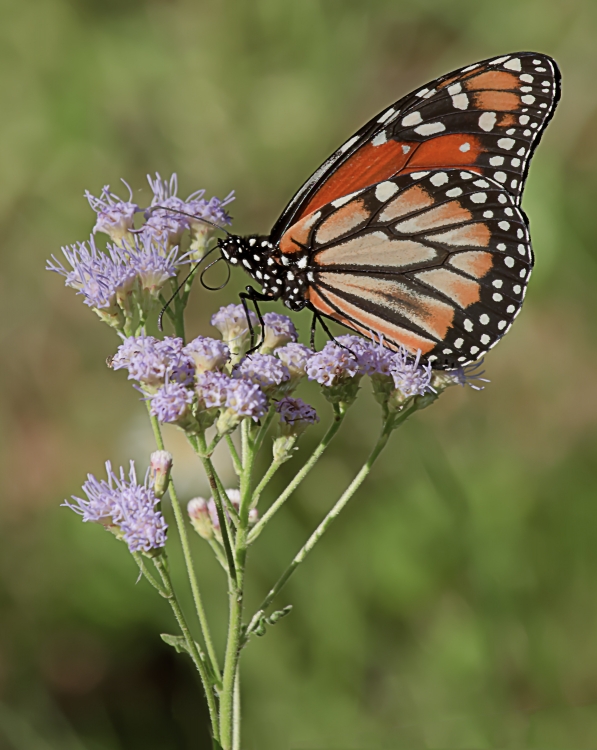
[150, 450, 173, 498]
[187, 497, 214, 540]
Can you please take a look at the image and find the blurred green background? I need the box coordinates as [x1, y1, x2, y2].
[2, 0, 597, 747]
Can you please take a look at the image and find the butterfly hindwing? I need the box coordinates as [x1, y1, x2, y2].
[282, 169, 533, 368]
[270, 52, 559, 245]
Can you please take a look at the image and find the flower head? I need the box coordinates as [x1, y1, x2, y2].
[64, 461, 167, 554]
[432, 360, 489, 392]
[112, 335, 194, 389]
[275, 342, 313, 384]
[276, 397, 319, 430]
[306, 341, 361, 386]
[216, 378, 268, 433]
[149, 450, 173, 498]
[196, 370, 233, 410]
[184, 336, 229, 373]
[387, 348, 435, 410]
[333, 335, 384, 376]
[211, 304, 257, 344]
[186, 192, 235, 258]
[235, 353, 290, 394]
[86, 182, 139, 247]
[150, 381, 194, 424]
[260, 312, 297, 354]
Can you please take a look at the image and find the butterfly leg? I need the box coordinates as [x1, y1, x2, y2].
[239, 286, 271, 356]
[306, 303, 357, 359]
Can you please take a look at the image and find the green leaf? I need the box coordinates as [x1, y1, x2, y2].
[160, 633, 189, 654]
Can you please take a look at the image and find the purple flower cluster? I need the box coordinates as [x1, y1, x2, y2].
[389, 348, 434, 398]
[235, 354, 290, 392]
[144, 173, 234, 252]
[112, 335, 195, 388]
[48, 174, 234, 325]
[260, 312, 298, 352]
[86, 182, 139, 246]
[64, 461, 167, 554]
[305, 340, 361, 386]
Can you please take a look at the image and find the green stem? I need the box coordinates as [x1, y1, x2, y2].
[232, 665, 241, 750]
[154, 556, 220, 740]
[147, 408, 221, 684]
[219, 421, 255, 748]
[132, 552, 167, 596]
[192, 432, 237, 584]
[247, 411, 346, 544]
[251, 458, 283, 510]
[226, 435, 242, 477]
[245, 410, 408, 641]
[253, 404, 276, 453]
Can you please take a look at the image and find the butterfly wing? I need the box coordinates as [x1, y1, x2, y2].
[286, 169, 532, 368]
[270, 52, 559, 245]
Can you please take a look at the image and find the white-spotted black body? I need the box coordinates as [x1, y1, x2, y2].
[217, 234, 311, 311]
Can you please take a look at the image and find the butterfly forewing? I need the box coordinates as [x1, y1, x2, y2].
[270, 52, 559, 244]
[287, 169, 532, 368]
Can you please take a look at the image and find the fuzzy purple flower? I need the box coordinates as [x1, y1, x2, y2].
[196, 370, 233, 410]
[184, 336, 229, 373]
[211, 304, 258, 345]
[389, 348, 434, 398]
[260, 312, 297, 353]
[47, 237, 136, 312]
[64, 461, 167, 554]
[333, 335, 384, 376]
[150, 381, 194, 423]
[225, 379, 268, 419]
[188, 489, 257, 541]
[186, 192, 235, 256]
[112, 335, 194, 388]
[235, 354, 290, 392]
[306, 341, 361, 386]
[86, 182, 139, 246]
[432, 360, 489, 392]
[125, 234, 189, 297]
[276, 397, 319, 428]
[275, 342, 313, 381]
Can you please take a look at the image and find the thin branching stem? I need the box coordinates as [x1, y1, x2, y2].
[147, 408, 222, 683]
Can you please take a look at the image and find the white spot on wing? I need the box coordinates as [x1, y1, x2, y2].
[331, 191, 361, 208]
[378, 108, 396, 123]
[520, 74, 534, 83]
[339, 136, 359, 153]
[504, 58, 522, 71]
[448, 83, 462, 94]
[410, 171, 430, 179]
[375, 181, 399, 202]
[401, 111, 422, 127]
[494, 171, 507, 183]
[459, 142, 471, 152]
[471, 192, 487, 203]
[498, 138, 516, 150]
[446, 187, 463, 197]
[452, 93, 469, 110]
[430, 172, 449, 186]
[479, 112, 497, 131]
[414, 122, 446, 136]
[402, 145, 411, 154]
[489, 56, 510, 66]
[490, 156, 504, 166]
[372, 131, 387, 147]
[521, 94, 535, 105]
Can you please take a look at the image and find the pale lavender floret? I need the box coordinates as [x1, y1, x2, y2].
[196, 370, 233, 409]
[261, 312, 297, 351]
[276, 396, 319, 426]
[86, 182, 139, 243]
[275, 342, 313, 377]
[447, 360, 489, 391]
[235, 354, 290, 389]
[186, 192, 235, 229]
[305, 341, 361, 386]
[390, 348, 434, 397]
[211, 303, 258, 343]
[334, 334, 384, 376]
[184, 336, 229, 372]
[126, 234, 190, 291]
[112, 336, 194, 386]
[47, 237, 136, 309]
[225, 378, 268, 420]
[150, 381, 194, 422]
[63, 461, 167, 553]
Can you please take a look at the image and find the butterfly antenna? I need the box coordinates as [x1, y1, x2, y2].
[147, 205, 232, 237]
[157, 244, 220, 331]
[200, 256, 231, 291]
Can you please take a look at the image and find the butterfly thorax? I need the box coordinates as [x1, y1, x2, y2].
[218, 234, 311, 312]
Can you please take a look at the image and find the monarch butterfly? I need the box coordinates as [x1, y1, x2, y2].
[216, 52, 560, 369]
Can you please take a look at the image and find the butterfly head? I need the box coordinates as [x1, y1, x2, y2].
[217, 234, 286, 300]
